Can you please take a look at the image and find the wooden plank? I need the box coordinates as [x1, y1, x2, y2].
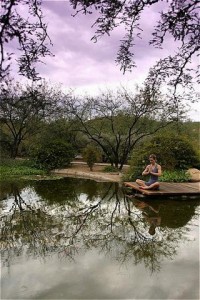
[160, 183, 193, 193]
[124, 181, 200, 196]
[156, 183, 198, 194]
[179, 182, 200, 190]
[124, 182, 200, 193]
[161, 182, 200, 193]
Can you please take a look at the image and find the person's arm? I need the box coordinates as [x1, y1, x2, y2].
[142, 165, 150, 176]
[150, 164, 162, 177]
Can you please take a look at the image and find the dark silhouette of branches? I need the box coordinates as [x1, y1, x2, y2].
[0, 79, 63, 157]
[70, 0, 199, 81]
[0, 0, 52, 80]
[1, 180, 198, 273]
[65, 86, 186, 169]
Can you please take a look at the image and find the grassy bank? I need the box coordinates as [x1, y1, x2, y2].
[0, 159, 193, 183]
[159, 170, 191, 182]
[123, 169, 191, 182]
[0, 158, 45, 180]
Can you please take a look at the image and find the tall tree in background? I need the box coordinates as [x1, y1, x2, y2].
[66, 85, 187, 170]
[0, 0, 52, 80]
[0, 79, 63, 158]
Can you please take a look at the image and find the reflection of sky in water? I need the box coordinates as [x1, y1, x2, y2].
[2, 239, 199, 299]
[1, 180, 199, 299]
[1, 187, 41, 214]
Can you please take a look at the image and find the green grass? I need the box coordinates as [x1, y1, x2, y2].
[123, 169, 191, 183]
[0, 158, 45, 179]
[160, 170, 191, 182]
[103, 165, 119, 173]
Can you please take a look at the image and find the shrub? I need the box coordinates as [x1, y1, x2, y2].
[126, 134, 200, 181]
[103, 165, 119, 173]
[160, 170, 191, 182]
[124, 146, 150, 181]
[32, 140, 75, 171]
[82, 145, 101, 171]
[150, 135, 200, 170]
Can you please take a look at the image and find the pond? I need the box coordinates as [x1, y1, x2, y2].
[0, 178, 199, 299]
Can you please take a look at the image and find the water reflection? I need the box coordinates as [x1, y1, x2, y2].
[0, 179, 199, 275]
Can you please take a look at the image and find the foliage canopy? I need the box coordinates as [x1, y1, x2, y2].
[0, 80, 63, 158]
[0, 0, 52, 80]
[70, 0, 199, 86]
[66, 86, 186, 169]
[32, 140, 75, 171]
[1, 0, 199, 94]
[128, 133, 200, 180]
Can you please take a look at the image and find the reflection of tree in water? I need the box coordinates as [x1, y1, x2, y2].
[0, 179, 199, 273]
[158, 199, 199, 228]
[0, 183, 66, 267]
[33, 178, 110, 204]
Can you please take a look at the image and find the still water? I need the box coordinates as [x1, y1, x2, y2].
[0, 178, 199, 299]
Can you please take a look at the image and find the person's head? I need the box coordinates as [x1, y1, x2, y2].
[149, 154, 156, 163]
[148, 224, 156, 235]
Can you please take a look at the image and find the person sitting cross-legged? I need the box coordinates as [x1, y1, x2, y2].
[136, 154, 162, 190]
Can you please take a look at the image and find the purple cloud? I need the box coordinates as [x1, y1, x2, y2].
[39, 1, 180, 83]
[7, 0, 199, 120]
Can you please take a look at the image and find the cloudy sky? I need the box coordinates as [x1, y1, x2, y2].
[40, 0, 171, 90]
[10, 0, 199, 120]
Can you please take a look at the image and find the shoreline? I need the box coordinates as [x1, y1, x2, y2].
[52, 161, 129, 182]
[52, 164, 200, 183]
[52, 169, 122, 182]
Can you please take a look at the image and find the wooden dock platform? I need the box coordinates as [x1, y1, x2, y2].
[124, 182, 200, 197]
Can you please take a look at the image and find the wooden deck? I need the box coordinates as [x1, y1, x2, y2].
[124, 182, 200, 197]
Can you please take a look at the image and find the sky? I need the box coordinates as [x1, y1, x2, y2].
[40, 0, 171, 91]
[8, 0, 200, 120]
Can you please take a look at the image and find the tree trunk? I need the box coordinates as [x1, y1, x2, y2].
[10, 139, 20, 158]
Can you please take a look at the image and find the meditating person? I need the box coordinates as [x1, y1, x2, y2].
[136, 154, 162, 190]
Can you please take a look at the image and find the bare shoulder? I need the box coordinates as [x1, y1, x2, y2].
[157, 163, 161, 169]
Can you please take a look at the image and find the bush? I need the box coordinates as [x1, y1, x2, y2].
[160, 170, 191, 182]
[103, 165, 119, 173]
[82, 145, 101, 171]
[126, 134, 200, 181]
[150, 135, 200, 170]
[125, 154, 147, 181]
[32, 140, 75, 171]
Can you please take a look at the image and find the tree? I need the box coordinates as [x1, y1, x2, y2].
[70, 0, 199, 76]
[2, 1, 199, 87]
[66, 85, 184, 170]
[0, 0, 52, 80]
[30, 118, 77, 153]
[0, 79, 63, 158]
[71, 0, 199, 112]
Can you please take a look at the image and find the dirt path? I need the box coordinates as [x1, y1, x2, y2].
[52, 162, 129, 182]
